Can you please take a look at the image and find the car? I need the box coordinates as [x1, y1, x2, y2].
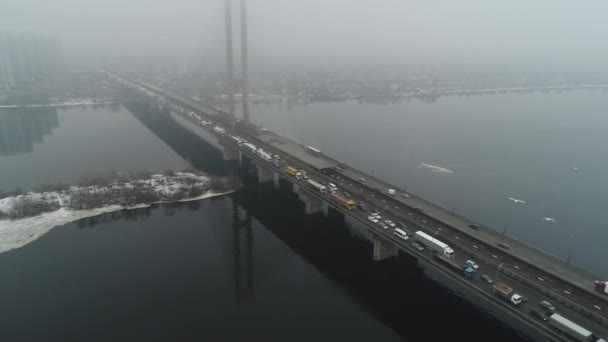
[529, 309, 548, 321]
[465, 260, 479, 270]
[468, 224, 480, 230]
[357, 203, 367, 212]
[384, 220, 396, 228]
[540, 300, 556, 312]
[401, 193, 410, 198]
[411, 242, 425, 251]
[375, 215, 382, 221]
[497, 241, 511, 250]
[414, 206, 424, 212]
[368, 216, 379, 224]
[481, 274, 494, 284]
[343, 192, 351, 198]
[397, 222, 407, 230]
[359, 177, 366, 182]
[371, 209, 379, 215]
[378, 223, 388, 230]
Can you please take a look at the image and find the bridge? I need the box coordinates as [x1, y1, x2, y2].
[109, 72, 608, 342]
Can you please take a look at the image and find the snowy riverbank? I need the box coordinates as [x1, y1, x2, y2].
[0, 98, 117, 108]
[0, 172, 239, 254]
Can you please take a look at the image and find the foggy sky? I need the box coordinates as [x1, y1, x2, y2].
[2, 0, 607, 70]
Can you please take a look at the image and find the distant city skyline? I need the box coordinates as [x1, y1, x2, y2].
[0, 32, 62, 92]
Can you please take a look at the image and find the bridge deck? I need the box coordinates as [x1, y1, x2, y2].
[339, 165, 603, 296]
[255, 132, 335, 171]
[120, 75, 608, 332]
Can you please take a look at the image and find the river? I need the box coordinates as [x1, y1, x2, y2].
[0, 101, 537, 341]
[249, 89, 608, 275]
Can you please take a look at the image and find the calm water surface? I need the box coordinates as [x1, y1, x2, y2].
[0, 102, 534, 341]
[250, 89, 608, 274]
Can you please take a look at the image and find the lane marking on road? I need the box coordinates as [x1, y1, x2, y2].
[594, 305, 602, 310]
[513, 265, 520, 270]
[563, 290, 571, 295]
[455, 236, 460, 240]
[537, 277, 544, 282]
[473, 245, 479, 249]
[492, 255, 498, 259]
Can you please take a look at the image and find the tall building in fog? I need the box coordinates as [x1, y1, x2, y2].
[0, 32, 62, 92]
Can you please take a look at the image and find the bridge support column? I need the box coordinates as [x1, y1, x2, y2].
[304, 194, 323, 215]
[223, 146, 239, 161]
[370, 231, 398, 261]
[257, 165, 274, 183]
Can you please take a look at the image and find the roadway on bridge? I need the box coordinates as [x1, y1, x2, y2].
[118, 75, 608, 337]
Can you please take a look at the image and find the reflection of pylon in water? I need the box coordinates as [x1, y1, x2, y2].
[232, 201, 254, 302]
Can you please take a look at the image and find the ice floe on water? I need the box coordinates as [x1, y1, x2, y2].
[418, 163, 454, 174]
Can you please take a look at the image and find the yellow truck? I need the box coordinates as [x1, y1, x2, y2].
[287, 166, 303, 180]
[287, 166, 298, 176]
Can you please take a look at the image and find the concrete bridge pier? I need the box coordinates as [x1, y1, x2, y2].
[304, 194, 323, 215]
[322, 202, 329, 217]
[293, 184, 307, 202]
[256, 165, 274, 183]
[369, 231, 399, 261]
[223, 145, 239, 161]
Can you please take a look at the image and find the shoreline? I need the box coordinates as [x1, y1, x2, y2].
[0, 189, 236, 255]
[0, 100, 118, 108]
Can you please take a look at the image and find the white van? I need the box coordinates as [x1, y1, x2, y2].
[327, 183, 338, 193]
[394, 229, 409, 240]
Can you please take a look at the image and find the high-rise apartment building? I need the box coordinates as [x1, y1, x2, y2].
[0, 32, 62, 92]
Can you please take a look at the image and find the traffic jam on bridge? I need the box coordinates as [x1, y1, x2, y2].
[116, 75, 608, 342]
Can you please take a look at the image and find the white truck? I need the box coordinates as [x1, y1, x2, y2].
[387, 189, 396, 195]
[548, 313, 593, 342]
[493, 282, 523, 305]
[414, 231, 455, 258]
[257, 149, 273, 162]
[307, 180, 327, 194]
[327, 183, 338, 193]
[242, 143, 257, 154]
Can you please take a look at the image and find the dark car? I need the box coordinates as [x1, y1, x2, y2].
[411, 242, 425, 251]
[468, 224, 480, 230]
[414, 206, 424, 212]
[371, 209, 379, 215]
[357, 203, 367, 212]
[530, 309, 548, 321]
[343, 192, 351, 198]
[481, 274, 494, 284]
[540, 300, 556, 312]
[497, 241, 511, 250]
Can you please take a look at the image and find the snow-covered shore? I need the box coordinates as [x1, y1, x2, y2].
[0, 172, 239, 254]
[0, 99, 117, 108]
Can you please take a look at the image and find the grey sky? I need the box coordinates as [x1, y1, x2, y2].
[2, 0, 607, 69]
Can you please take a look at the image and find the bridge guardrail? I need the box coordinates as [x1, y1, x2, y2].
[120, 75, 608, 330]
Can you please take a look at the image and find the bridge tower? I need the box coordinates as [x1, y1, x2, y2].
[224, 0, 236, 129]
[240, 0, 250, 125]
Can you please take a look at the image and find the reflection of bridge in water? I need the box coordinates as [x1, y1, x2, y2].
[0, 106, 59, 155]
[232, 199, 254, 302]
[117, 77, 608, 341]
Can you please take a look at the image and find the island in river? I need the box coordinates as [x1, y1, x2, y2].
[0, 169, 241, 254]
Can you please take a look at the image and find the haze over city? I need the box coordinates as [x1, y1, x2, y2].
[3, 0, 608, 72]
[1, 1, 608, 342]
